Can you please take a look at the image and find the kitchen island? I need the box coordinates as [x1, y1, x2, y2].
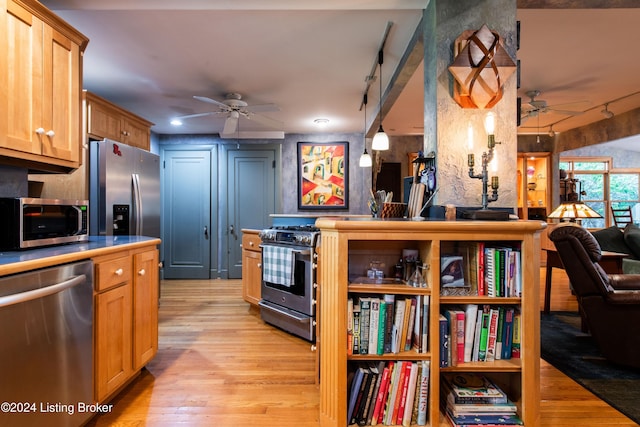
[0, 236, 161, 423]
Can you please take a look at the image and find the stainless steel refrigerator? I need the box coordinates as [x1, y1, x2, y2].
[89, 139, 160, 238]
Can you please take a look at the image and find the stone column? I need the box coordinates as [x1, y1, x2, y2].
[425, 0, 518, 210]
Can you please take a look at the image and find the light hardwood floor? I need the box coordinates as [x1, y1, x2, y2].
[86, 269, 637, 427]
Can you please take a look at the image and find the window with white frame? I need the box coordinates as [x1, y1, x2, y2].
[560, 158, 640, 228]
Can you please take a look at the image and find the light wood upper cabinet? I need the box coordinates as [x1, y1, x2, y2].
[0, 0, 88, 172]
[85, 91, 154, 150]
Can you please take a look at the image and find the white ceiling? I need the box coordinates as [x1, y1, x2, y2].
[40, 1, 640, 141]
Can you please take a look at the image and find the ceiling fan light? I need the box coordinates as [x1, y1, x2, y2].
[372, 125, 389, 150]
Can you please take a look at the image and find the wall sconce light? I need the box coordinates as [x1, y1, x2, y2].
[449, 25, 516, 109]
[371, 50, 389, 151]
[359, 94, 372, 167]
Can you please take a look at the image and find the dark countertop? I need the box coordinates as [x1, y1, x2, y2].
[0, 236, 161, 277]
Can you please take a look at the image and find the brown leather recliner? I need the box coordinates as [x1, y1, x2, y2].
[549, 222, 640, 368]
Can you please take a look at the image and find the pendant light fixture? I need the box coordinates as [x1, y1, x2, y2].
[371, 50, 389, 151]
[359, 93, 372, 167]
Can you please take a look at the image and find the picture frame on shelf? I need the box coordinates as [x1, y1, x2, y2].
[297, 141, 348, 210]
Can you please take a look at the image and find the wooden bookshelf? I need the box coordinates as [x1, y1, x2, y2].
[316, 218, 545, 427]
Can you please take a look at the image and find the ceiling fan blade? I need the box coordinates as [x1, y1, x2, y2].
[245, 103, 280, 113]
[223, 114, 239, 135]
[193, 95, 229, 109]
[174, 111, 218, 120]
[246, 113, 283, 130]
[549, 109, 584, 116]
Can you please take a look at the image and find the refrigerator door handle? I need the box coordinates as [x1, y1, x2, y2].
[132, 173, 143, 235]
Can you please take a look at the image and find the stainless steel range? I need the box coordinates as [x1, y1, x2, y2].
[258, 225, 319, 342]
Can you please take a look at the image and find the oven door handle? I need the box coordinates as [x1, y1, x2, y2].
[292, 249, 311, 256]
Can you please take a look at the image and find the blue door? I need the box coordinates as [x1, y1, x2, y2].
[161, 149, 213, 279]
[226, 147, 278, 278]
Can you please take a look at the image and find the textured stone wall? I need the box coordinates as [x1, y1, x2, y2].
[428, 0, 518, 210]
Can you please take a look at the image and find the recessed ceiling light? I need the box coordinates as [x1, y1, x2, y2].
[170, 119, 183, 126]
[313, 118, 330, 127]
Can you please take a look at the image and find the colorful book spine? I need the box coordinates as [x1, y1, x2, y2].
[377, 300, 387, 356]
[368, 298, 380, 355]
[359, 298, 371, 355]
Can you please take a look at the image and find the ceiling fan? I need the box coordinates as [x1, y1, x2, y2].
[520, 90, 586, 121]
[177, 93, 282, 136]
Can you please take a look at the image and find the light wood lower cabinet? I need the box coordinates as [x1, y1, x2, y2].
[133, 248, 159, 369]
[94, 246, 159, 403]
[241, 229, 262, 306]
[96, 279, 133, 402]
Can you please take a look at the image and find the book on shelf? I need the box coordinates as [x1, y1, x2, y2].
[352, 302, 361, 355]
[421, 296, 430, 353]
[347, 298, 354, 355]
[376, 300, 387, 356]
[484, 307, 499, 362]
[391, 298, 407, 354]
[415, 360, 430, 426]
[404, 298, 417, 351]
[501, 307, 515, 359]
[477, 306, 490, 362]
[494, 307, 505, 360]
[511, 309, 521, 359]
[444, 408, 523, 427]
[347, 366, 366, 423]
[383, 294, 395, 354]
[370, 361, 393, 426]
[441, 373, 508, 405]
[399, 298, 412, 352]
[447, 400, 517, 417]
[401, 362, 419, 427]
[383, 361, 403, 425]
[368, 298, 380, 355]
[350, 367, 372, 425]
[463, 304, 478, 363]
[439, 314, 449, 368]
[443, 309, 464, 366]
[359, 298, 371, 355]
[358, 362, 382, 426]
[389, 361, 410, 424]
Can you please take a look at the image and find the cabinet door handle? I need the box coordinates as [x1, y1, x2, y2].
[35, 128, 45, 135]
[249, 241, 255, 246]
[138, 269, 146, 276]
[45, 130, 55, 138]
[114, 268, 124, 276]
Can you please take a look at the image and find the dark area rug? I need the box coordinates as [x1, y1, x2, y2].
[540, 311, 640, 424]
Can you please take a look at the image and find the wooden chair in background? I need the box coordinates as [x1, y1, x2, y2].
[611, 206, 633, 229]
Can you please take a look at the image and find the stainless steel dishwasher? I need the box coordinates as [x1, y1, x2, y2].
[0, 260, 94, 427]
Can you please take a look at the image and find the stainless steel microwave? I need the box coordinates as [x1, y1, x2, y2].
[0, 198, 89, 250]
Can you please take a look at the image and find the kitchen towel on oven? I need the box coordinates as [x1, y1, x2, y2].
[262, 245, 294, 287]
